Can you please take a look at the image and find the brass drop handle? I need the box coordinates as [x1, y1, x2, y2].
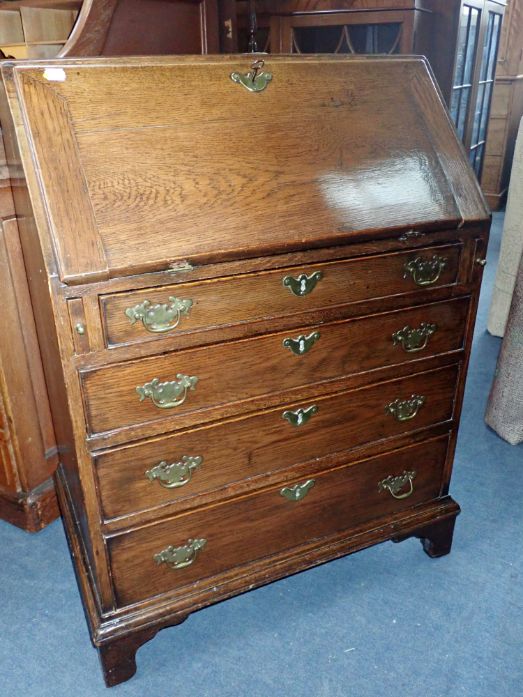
[146, 455, 203, 489]
[282, 405, 318, 427]
[378, 470, 416, 499]
[392, 322, 437, 353]
[154, 539, 207, 570]
[283, 331, 320, 355]
[136, 374, 198, 409]
[386, 395, 425, 422]
[280, 479, 315, 502]
[283, 271, 323, 297]
[125, 296, 193, 333]
[404, 255, 447, 286]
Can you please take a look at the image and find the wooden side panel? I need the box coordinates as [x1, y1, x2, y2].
[0, 217, 56, 490]
[102, 0, 219, 55]
[0, 73, 113, 602]
[419, 0, 461, 106]
[496, 0, 523, 77]
[490, 81, 512, 119]
[0, 122, 59, 528]
[0, 381, 17, 490]
[61, 0, 219, 58]
[17, 73, 109, 283]
[410, 63, 489, 223]
[0, 129, 15, 218]
[481, 67, 523, 203]
[59, 0, 119, 57]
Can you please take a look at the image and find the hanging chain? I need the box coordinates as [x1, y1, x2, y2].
[248, 0, 258, 52]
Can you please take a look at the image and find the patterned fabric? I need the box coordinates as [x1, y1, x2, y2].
[485, 118, 523, 445]
[487, 118, 523, 337]
[485, 253, 523, 444]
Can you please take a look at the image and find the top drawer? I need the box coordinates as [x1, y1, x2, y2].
[100, 244, 463, 349]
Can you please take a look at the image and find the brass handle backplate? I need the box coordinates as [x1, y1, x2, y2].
[283, 271, 323, 297]
[404, 255, 447, 286]
[146, 455, 203, 489]
[386, 394, 425, 422]
[136, 374, 198, 409]
[125, 296, 193, 333]
[392, 322, 437, 353]
[378, 470, 416, 499]
[282, 405, 318, 427]
[283, 331, 320, 355]
[231, 59, 272, 92]
[154, 538, 207, 570]
[280, 479, 315, 502]
[398, 230, 425, 242]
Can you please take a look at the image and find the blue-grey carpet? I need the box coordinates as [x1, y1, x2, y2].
[1, 212, 521, 697]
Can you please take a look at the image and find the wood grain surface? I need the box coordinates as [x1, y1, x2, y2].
[6, 55, 489, 283]
[0, 54, 491, 685]
[95, 363, 459, 522]
[82, 299, 466, 437]
[101, 245, 462, 349]
[108, 435, 450, 607]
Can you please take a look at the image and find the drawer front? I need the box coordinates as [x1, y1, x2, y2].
[83, 298, 468, 437]
[101, 244, 462, 348]
[97, 365, 459, 521]
[108, 435, 450, 607]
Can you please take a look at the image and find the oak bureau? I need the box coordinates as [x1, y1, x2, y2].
[0, 54, 490, 686]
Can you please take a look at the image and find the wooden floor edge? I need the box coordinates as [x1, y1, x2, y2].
[75, 496, 461, 646]
[0, 477, 59, 531]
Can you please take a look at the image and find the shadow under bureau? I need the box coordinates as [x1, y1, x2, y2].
[0, 54, 490, 686]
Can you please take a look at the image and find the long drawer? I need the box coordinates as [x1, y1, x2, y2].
[82, 298, 468, 437]
[96, 364, 459, 521]
[100, 244, 462, 349]
[108, 435, 450, 607]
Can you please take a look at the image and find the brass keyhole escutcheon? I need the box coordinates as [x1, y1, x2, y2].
[280, 479, 315, 502]
[282, 405, 318, 427]
[230, 59, 273, 93]
[283, 331, 320, 356]
[282, 271, 323, 297]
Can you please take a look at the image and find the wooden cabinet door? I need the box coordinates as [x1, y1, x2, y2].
[63, 0, 220, 56]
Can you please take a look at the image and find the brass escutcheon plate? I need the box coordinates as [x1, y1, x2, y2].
[280, 479, 315, 502]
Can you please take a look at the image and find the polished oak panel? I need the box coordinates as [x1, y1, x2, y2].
[96, 363, 459, 521]
[10, 56, 487, 284]
[108, 435, 450, 607]
[82, 300, 466, 436]
[101, 245, 463, 349]
[0, 55, 490, 687]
